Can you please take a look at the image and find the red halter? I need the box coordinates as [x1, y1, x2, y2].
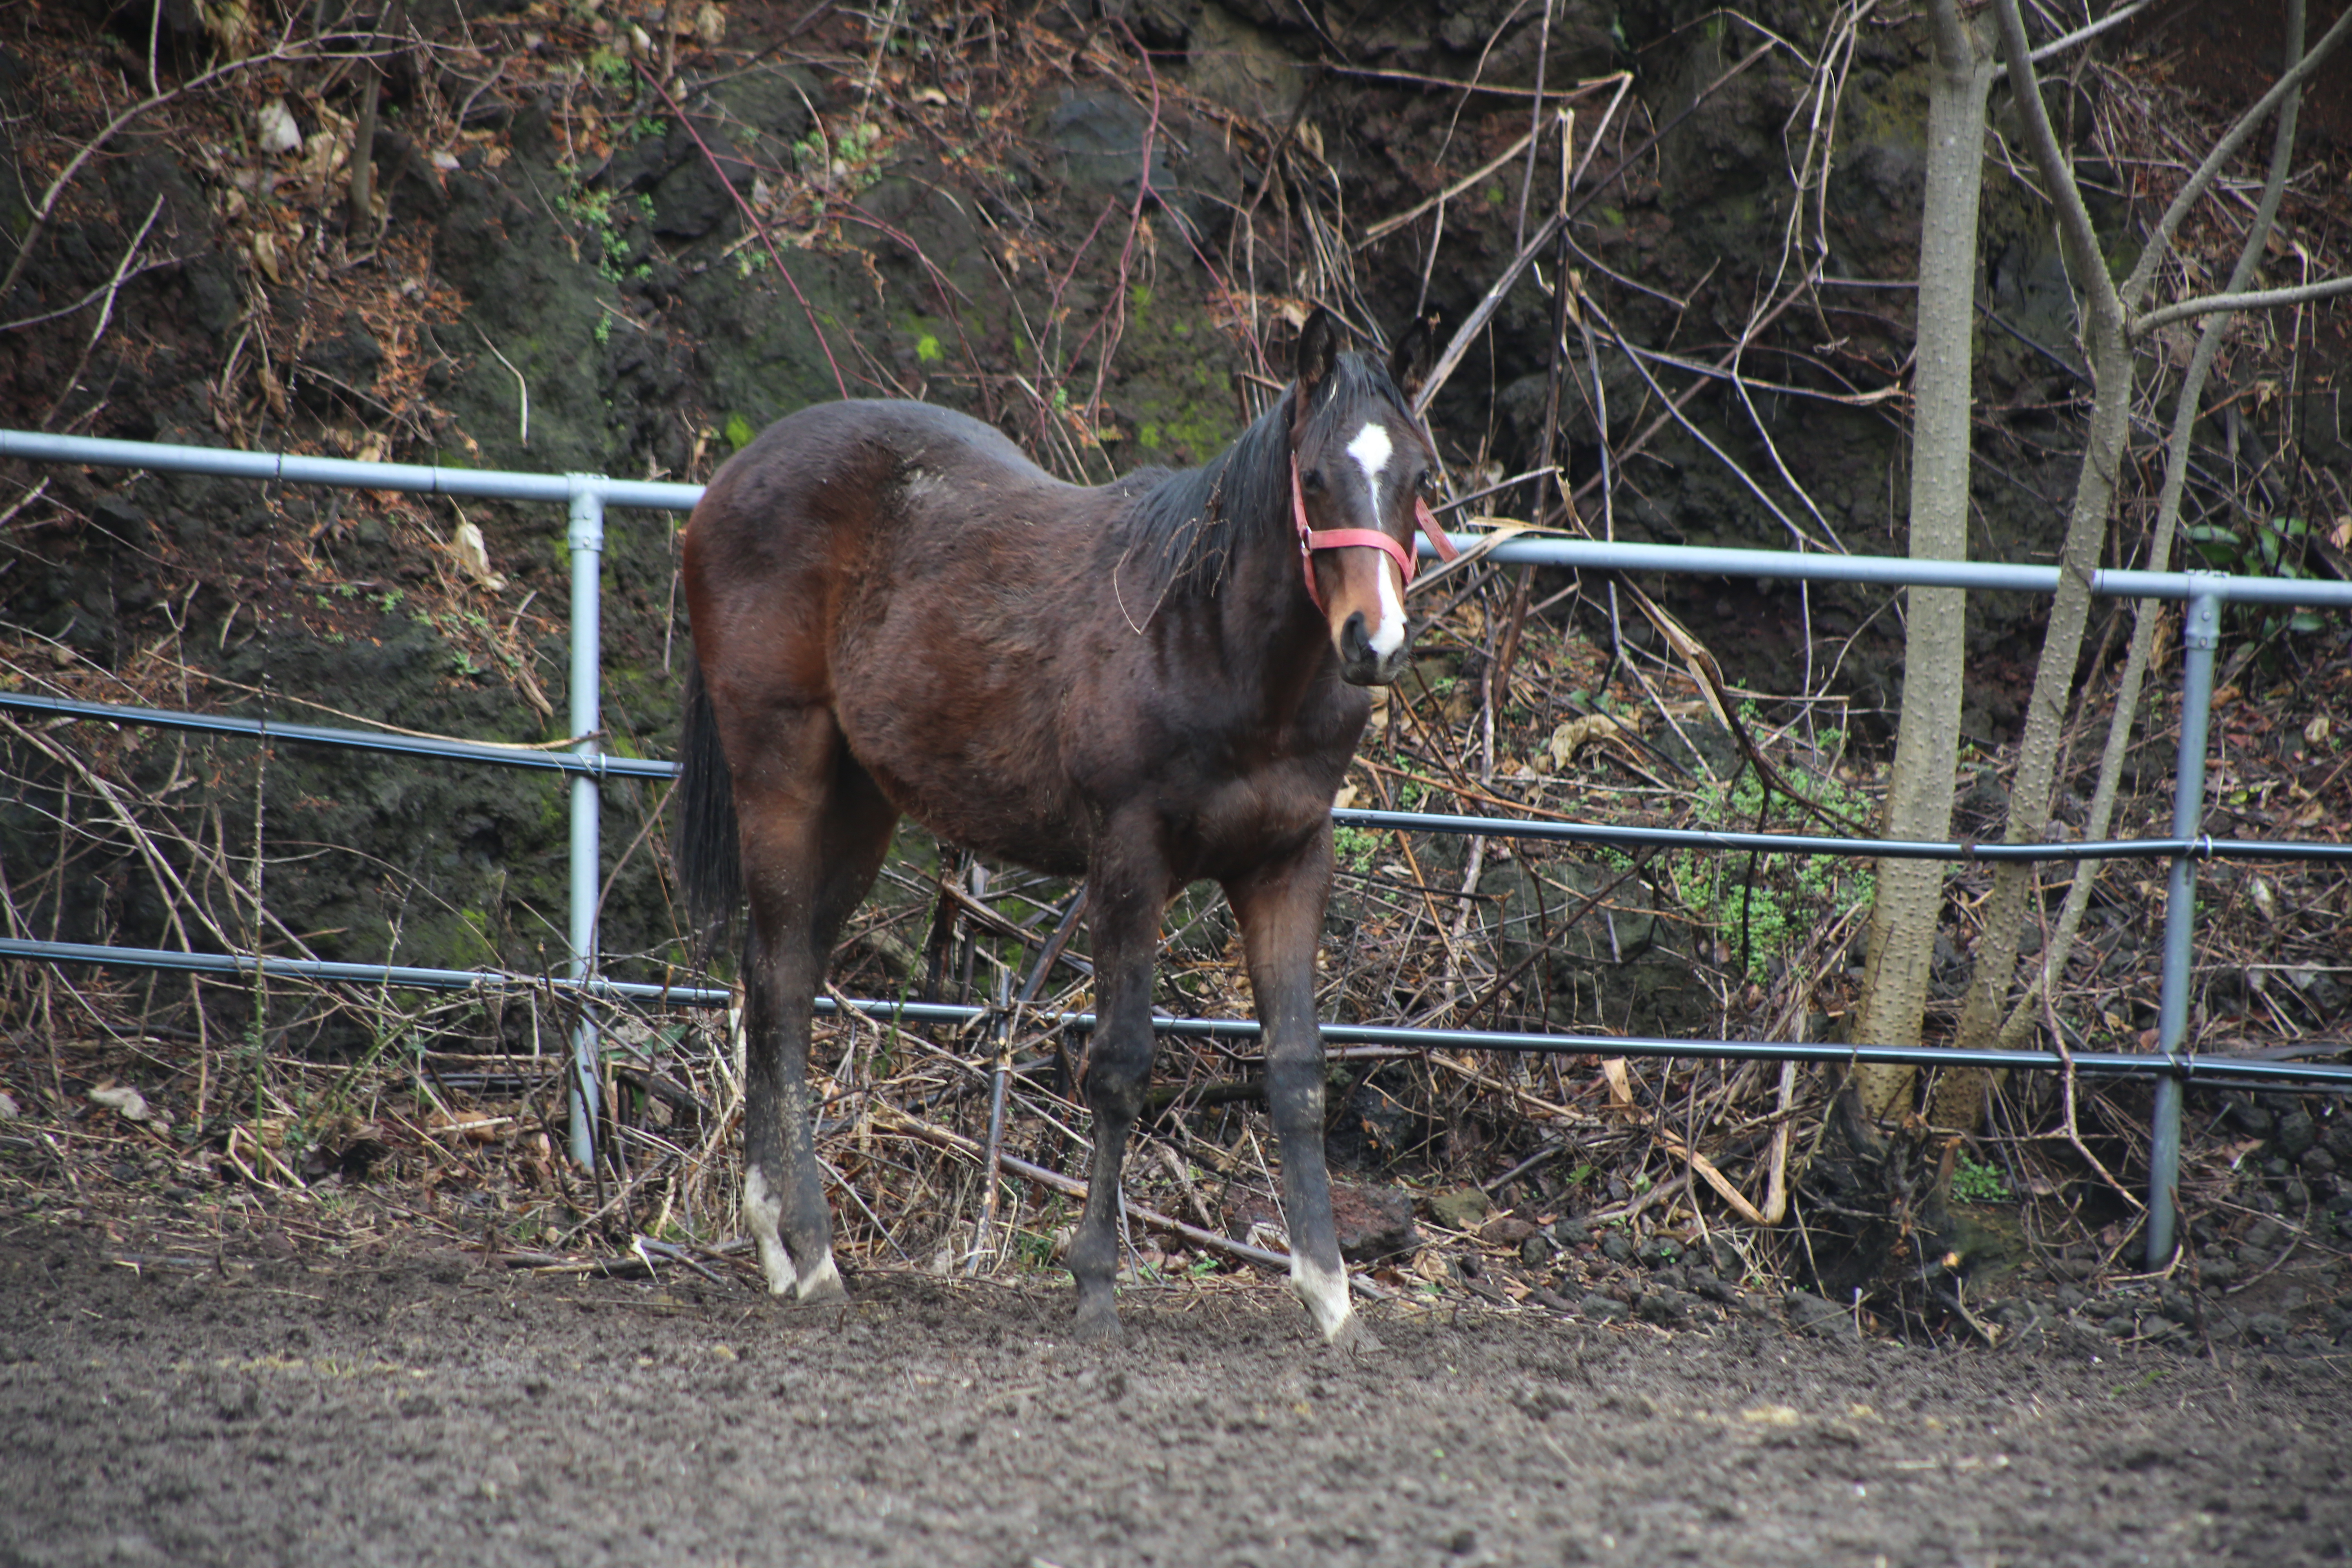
[1291, 455, 1461, 613]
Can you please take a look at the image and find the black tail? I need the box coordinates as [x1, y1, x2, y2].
[673, 663, 742, 960]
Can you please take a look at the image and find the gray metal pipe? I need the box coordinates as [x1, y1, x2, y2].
[1330, 806, 2352, 864]
[0, 428, 702, 512]
[2146, 588, 2223, 1265]
[9, 934, 2348, 1089]
[567, 481, 606, 1169]
[0, 935, 731, 1004]
[0, 691, 677, 778]
[1422, 530, 2352, 608]
[13, 425, 2352, 604]
[26, 690, 2352, 864]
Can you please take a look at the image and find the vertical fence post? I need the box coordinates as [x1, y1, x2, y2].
[2146, 582, 2222, 1265]
[566, 479, 606, 1170]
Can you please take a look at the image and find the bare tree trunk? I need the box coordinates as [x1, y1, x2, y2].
[1927, 0, 2346, 1129]
[1985, 0, 2309, 1060]
[1845, 0, 1992, 1119]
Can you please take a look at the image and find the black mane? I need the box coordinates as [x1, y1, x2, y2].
[1109, 350, 1411, 605]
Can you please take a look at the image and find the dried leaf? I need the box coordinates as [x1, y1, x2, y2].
[1546, 710, 1642, 770]
[452, 519, 509, 591]
[255, 97, 301, 157]
[250, 229, 283, 285]
[299, 128, 346, 188]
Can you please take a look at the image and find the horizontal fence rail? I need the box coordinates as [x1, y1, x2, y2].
[12, 937, 2348, 1095]
[10, 691, 2352, 866]
[8, 427, 2352, 1265]
[0, 691, 678, 779]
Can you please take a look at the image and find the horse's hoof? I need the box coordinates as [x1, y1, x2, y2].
[1326, 1314, 1382, 1354]
[1072, 1295, 1127, 1346]
[793, 1252, 848, 1305]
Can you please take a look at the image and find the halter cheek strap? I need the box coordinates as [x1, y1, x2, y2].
[1291, 456, 1462, 614]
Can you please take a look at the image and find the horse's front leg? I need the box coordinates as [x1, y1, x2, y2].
[1067, 855, 1167, 1344]
[1225, 827, 1376, 1350]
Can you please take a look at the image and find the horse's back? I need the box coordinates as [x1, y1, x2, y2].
[694, 401, 1049, 548]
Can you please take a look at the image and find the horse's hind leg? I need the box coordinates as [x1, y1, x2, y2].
[736, 714, 896, 1303]
[1225, 833, 1375, 1350]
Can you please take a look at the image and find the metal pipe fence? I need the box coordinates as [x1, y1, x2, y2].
[8, 934, 2351, 1100]
[5, 427, 2351, 1262]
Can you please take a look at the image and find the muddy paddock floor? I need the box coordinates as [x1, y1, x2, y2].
[3, 1226, 2348, 1568]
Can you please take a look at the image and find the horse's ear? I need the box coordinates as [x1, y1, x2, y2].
[1294, 307, 1342, 403]
[1390, 310, 1440, 401]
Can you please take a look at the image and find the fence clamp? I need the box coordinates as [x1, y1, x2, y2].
[566, 475, 606, 554]
[2184, 578, 2223, 652]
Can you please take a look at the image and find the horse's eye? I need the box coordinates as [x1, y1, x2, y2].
[1302, 468, 1326, 492]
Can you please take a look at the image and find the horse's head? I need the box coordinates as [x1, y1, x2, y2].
[1287, 309, 1449, 687]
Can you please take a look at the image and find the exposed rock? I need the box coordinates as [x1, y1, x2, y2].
[1426, 1187, 1492, 1233]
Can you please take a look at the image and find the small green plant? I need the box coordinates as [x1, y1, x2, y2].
[556, 185, 638, 284]
[1667, 733, 1876, 980]
[2184, 514, 2329, 643]
[1333, 825, 1380, 875]
[1951, 1152, 2012, 1205]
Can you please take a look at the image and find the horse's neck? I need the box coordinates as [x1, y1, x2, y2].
[1212, 519, 1345, 724]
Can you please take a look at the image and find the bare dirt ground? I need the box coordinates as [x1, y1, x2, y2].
[4, 1216, 2348, 1568]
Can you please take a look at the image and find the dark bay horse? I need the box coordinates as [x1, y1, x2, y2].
[673, 310, 1450, 1348]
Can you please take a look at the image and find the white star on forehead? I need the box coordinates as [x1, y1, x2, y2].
[1346, 422, 1393, 514]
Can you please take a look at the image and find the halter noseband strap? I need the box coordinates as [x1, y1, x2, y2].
[1290, 456, 1461, 614]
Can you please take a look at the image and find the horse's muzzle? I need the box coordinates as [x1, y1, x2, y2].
[1338, 610, 1410, 686]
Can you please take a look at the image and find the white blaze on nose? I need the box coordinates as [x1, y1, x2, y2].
[1370, 551, 1407, 655]
[1345, 422, 1407, 657]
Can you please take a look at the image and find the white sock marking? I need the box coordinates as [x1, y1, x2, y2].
[744, 1167, 798, 1296]
[1291, 1254, 1356, 1342]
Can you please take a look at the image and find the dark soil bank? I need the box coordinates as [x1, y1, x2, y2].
[4, 1227, 2347, 1568]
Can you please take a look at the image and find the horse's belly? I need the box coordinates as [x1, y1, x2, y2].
[835, 678, 1091, 877]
